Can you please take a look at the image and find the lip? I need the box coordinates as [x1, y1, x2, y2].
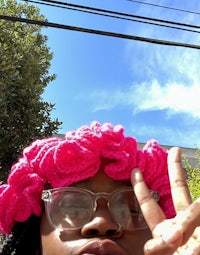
[78, 239, 127, 255]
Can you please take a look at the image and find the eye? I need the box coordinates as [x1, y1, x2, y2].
[130, 209, 140, 217]
[60, 204, 89, 219]
[113, 204, 138, 219]
[53, 192, 93, 222]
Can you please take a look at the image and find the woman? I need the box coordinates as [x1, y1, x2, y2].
[0, 121, 199, 255]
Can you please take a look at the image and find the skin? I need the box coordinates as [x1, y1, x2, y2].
[40, 147, 200, 255]
[132, 147, 200, 255]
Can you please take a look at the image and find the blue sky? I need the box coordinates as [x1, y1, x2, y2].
[28, 0, 200, 148]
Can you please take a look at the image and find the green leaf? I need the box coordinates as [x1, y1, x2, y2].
[0, 0, 62, 182]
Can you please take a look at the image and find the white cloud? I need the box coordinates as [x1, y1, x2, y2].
[130, 80, 200, 118]
[88, 79, 200, 119]
[122, 18, 200, 119]
[77, 1, 200, 119]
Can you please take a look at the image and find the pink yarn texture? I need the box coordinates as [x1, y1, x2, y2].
[0, 121, 175, 234]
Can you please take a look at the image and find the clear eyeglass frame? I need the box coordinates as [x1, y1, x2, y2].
[42, 186, 159, 231]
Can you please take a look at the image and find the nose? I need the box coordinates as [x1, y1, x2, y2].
[81, 201, 123, 238]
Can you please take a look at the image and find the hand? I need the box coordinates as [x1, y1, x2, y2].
[131, 147, 200, 255]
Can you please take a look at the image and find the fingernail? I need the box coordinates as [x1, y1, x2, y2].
[131, 168, 143, 185]
[162, 224, 183, 244]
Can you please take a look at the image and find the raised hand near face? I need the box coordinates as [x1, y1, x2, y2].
[131, 147, 200, 255]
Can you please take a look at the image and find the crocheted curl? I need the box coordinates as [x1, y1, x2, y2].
[0, 121, 175, 234]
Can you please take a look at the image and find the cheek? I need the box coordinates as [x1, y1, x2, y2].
[40, 212, 83, 255]
[119, 229, 152, 255]
[40, 212, 152, 255]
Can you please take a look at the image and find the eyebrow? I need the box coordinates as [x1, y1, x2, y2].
[73, 179, 132, 189]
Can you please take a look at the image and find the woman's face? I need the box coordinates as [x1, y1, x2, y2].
[40, 170, 151, 255]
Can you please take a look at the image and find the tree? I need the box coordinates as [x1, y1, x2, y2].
[182, 149, 200, 201]
[0, 0, 62, 181]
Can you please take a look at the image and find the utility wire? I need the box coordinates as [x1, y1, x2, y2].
[25, 0, 200, 34]
[127, 0, 200, 15]
[25, 0, 200, 31]
[1, 14, 200, 50]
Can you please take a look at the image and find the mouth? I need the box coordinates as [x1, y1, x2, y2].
[78, 239, 127, 255]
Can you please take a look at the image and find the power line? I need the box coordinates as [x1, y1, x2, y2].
[25, 0, 200, 32]
[127, 0, 200, 15]
[25, 0, 200, 34]
[1, 14, 200, 50]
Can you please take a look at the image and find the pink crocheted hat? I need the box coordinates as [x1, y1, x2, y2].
[0, 121, 175, 234]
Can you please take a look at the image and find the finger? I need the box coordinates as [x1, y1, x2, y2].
[143, 221, 184, 255]
[131, 168, 166, 232]
[144, 234, 182, 255]
[168, 147, 192, 213]
[178, 240, 200, 255]
[175, 200, 200, 244]
[177, 226, 200, 254]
